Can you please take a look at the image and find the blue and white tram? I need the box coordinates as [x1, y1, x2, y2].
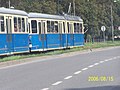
[64, 15, 84, 47]
[28, 13, 66, 51]
[0, 7, 29, 55]
[28, 13, 84, 51]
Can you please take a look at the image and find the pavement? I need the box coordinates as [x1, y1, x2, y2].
[0, 46, 120, 90]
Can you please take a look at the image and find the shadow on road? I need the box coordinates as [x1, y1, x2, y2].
[65, 85, 120, 90]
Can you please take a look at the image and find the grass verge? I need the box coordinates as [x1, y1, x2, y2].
[0, 41, 120, 62]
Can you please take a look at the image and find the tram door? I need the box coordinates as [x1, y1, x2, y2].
[38, 21, 47, 50]
[70, 23, 74, 46]
[6, 16, 13, 53]
[67, 22, 74, 46]
[59, 22, 63, 47]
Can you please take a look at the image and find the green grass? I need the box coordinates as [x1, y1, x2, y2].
[0, 41, 120, 62]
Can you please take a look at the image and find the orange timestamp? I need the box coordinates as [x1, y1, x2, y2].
[88, 76, 114, 82]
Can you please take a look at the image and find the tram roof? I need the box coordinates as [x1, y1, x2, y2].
[0, 7, 28, 16]
[64, 14, 83, 22]
[28, 13, 65, 20]
[29, 13, 83, 22]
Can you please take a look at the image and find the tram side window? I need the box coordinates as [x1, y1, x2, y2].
[74, 23, 77, 33]
[0, 16, 4, 32]
[54, 21, 58, 33]
[31, 20, 37, 33]
[59, 23, 62, 34]
[74, 23, 80, 33]
[28, 23, 30, 33]
[26, 18, 28, 32]
[38, 22, 41, 34]
[42, 21, 46, 34]
[22, 18, 25, 32]
[67, 22, 70, 33]
[63, 22, 65, 33]
[14, 17, 18, 32]
[18, 17, 22, 32]
[47, 21, 50, 33]
[51, 21, 54, 33]
[80, 24, 82, 33]
[70, 24, 73, 33]
[47, 21, 58, 33]
[77, 23, 80, 33]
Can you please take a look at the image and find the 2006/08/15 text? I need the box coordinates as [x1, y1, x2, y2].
[88, 76, 114, 82]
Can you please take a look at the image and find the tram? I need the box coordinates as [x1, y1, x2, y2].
[0, 7, 29, 55]
[0, 7, 84, 56]
[28, 13, 84, 52]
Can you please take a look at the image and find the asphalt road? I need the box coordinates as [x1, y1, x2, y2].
[0, 47, 120, 90]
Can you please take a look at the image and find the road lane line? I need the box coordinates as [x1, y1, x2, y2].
[94, 63, 99, 66]
[107, 58, 113, 61]
[82, 68, 88, 71]
[74, 71, 82, 75]
[64, 76, 73, 80]
[99, 61, 104, 63]
[41, 88, 49, 90]
[52, 81, 62, 86]
[116, 56, 120, 58]
[41, 56, 120, 89]
[88, 65, 94, 68]
[113, 57, 117, 59]
[105, 59, 109, 62]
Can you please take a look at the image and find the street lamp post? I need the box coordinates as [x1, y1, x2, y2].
[73, 0, 75, 16]
[110, 3, 114, 42]
[110, 0, 118, 42]
[57, 0, 60, 15]
[9, 0, 11, 8]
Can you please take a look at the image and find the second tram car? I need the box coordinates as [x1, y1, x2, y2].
[64, 15, 84, 47]
[28, 13, 84, 52]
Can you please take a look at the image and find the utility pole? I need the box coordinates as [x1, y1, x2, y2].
[9, 0, 11, 8]
[68, 3, 71, 14]
[73, 0, 75, 16]
[110, 4, 114, 42]
[57, 0, 59, 14]
[110, 0, 118, 42]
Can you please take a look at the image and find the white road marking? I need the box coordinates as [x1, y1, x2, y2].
[64, 76, 73, 80]
[88, 65, 94, 68]
[82, 68, 88, 71]
[113, 57, 117, 59]
[74, 71, 82, 75]
[105, 59, 109, 62]
[116, 56, 120, 58]
[52, 81, 62, 86]
[40, 56, 120, 90]
[94, 63, 99, 66]
[99, 61, 104, 63]
[107, 58, 112, 61]
[41, 88, 49, 90]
